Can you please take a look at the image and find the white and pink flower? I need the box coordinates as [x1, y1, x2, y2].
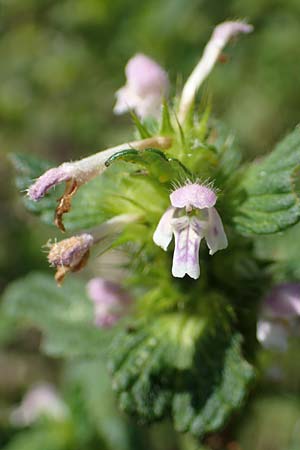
[114, 53, 169, 119]
[153, 182, 228, 279]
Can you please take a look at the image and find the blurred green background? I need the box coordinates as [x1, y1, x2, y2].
[1, 0, 300, 449]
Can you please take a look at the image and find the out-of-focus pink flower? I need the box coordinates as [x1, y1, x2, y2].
[10, 383, 68, 427]
[263, 283, 300, 319]
[87, 278, 132, 327]
[257, 319, 289, 352]
[257, 283, 300, 351]
[114, 53, 169, 119]
[153, 182, 227, 279]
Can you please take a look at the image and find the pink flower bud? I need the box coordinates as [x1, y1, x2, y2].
[114, 53, 169, 119]
[87, 278, 132, 328]
[178, 20, 253, 122]
[212, 21, 254, 45]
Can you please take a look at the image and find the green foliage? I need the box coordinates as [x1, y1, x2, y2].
[65, 359, 134, 450]
[1, 272, 115, 358]
[105, 147, 191, 184]
[4, 3, 300, 447]
[2, 423, 72, 450]
[109, 312, 254, 438]
[228, 128, 300, 235]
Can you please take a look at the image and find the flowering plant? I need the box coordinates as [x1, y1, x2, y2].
[4, 20, 300, 447]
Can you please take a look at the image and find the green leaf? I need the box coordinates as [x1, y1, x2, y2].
[66, 359, 134, 450]
[109, 312, 254, 438]
[105, 147, 191, 183]
[1, 272, 115, 358]
[130, 112, 152, 139]
[2, 424, 71, 450]
[159, 101, 174, 135]
[228, 128, 300, 235]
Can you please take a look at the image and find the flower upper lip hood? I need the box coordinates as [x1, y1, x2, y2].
[170, 183, 217, 210]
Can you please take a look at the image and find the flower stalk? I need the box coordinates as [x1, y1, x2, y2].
[28, 136, 172, 231]
[178, 21, 253, 123]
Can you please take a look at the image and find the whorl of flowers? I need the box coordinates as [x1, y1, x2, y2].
[26, 21, 252, 288]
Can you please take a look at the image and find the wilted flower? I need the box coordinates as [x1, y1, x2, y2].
[153, 182, 228, 279]
[178, 20, 253, 122]
[48, 233, 94, 285]
[87, 278, 132, 327]
[27, 136, 171, 231]
[47, 214, 140, 285]
[257, 283, 300, 351]
[10, 383, 68, 427]
[114, 53, 169, 119]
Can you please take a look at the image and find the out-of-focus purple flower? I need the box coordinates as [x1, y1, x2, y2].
[263, 283, 300, 319]
[87, 278, 132, 327]
[153, 182, 227, 279]
[10, 383, 68, 427]
[47, 214, 141, 285]
[257, 283, 300, 351]
[178, 20, 253, 122]
[114, 53, 169, 119]
[257, 319, 289, 352]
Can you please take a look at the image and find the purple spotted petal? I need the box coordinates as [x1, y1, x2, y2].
[205, 207, 228, 255]
[263, 283, 300, 319]
[170, 183, 216, 210]
[28, 166, 71, 201]
[171, 216, 203, 279]
[153, 207, 175, 251]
